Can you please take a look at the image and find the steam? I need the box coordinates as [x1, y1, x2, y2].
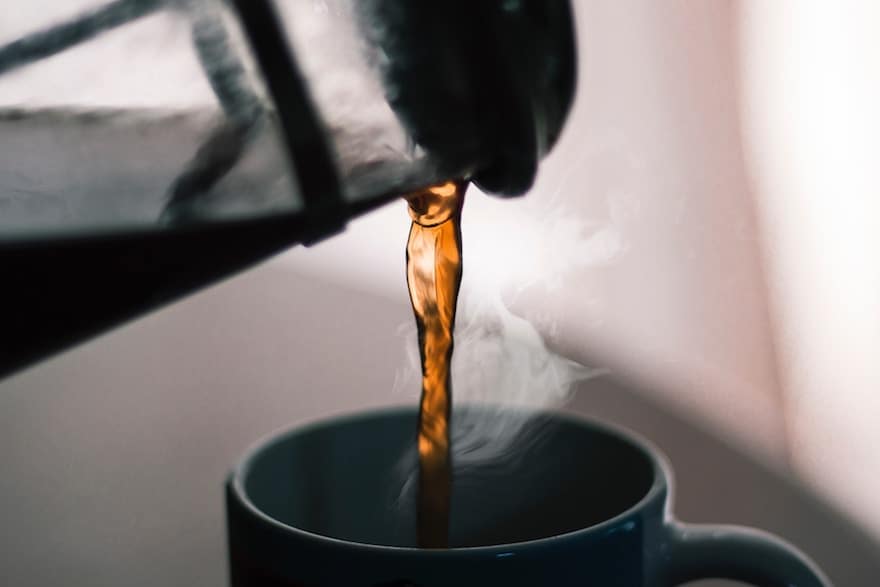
[393, 187, 622, 482]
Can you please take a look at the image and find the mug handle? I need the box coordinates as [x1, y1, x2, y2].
[660, 521, 833, 586]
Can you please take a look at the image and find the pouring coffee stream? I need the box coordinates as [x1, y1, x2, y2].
[405, 180, 466, 548]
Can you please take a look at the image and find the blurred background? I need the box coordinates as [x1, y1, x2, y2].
[1, 0, 879, 584]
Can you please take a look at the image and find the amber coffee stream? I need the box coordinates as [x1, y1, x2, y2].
[405, 180, 466, 548]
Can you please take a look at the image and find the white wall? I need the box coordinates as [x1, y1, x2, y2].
[739, 0, 880, 536]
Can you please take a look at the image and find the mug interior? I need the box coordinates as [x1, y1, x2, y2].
[240, 407, 655, 548]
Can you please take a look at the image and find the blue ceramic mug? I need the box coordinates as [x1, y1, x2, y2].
[226, 407, 831, 586]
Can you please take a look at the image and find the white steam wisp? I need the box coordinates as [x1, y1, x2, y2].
[391, 186, 622, 509]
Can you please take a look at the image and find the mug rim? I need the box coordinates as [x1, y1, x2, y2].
[228, 404, 672, 556]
